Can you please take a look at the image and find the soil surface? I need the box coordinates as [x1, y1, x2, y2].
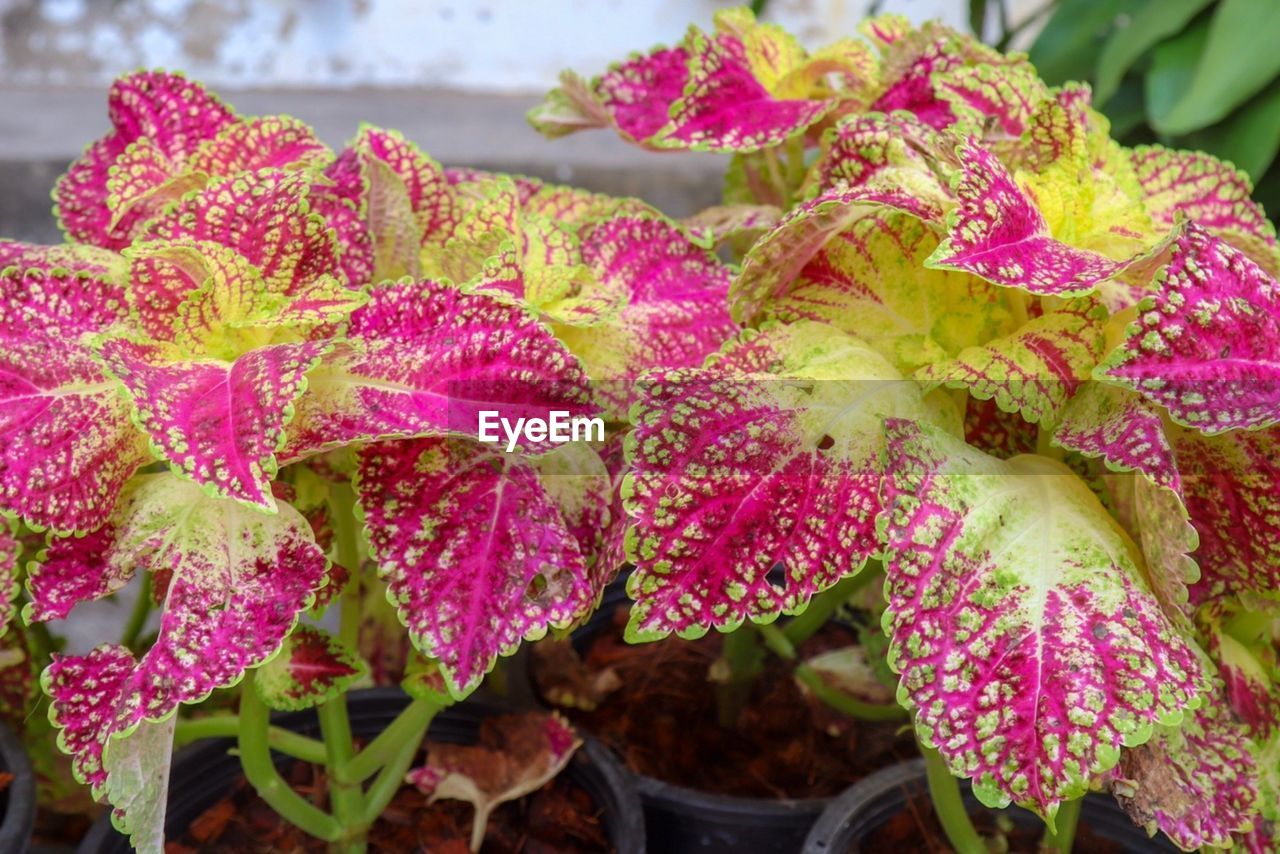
[166, 751, 611, 853]
[862, 790, 1125, 854]
[535, 604, 915, 799]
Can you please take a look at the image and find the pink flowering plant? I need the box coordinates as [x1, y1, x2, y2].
[532, 7, 1280, 852]
[2, 6, 1279, 853]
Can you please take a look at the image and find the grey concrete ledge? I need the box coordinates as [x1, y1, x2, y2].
[0, 86, 727, 243]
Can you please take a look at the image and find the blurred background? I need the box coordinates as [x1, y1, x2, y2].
[0, 0, 1276, 243]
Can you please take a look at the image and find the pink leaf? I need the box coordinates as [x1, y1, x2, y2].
[1111, 702, 1259, 850]
[1130, 145, 1278, 275]
[880, 419, 1204, 815]
[357, 437, 594, 695]
[283, 278, 593, 461]
[0, 268, 148, 533]
[1100, 223, 1280, 434]
[1053, 383, 1181, 492]
[54, 70, 237, 249]
[98, 338, 326, 508]
[928, 141, 1126, 295]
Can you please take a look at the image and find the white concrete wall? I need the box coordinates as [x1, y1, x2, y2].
[0, 0, 993, 92]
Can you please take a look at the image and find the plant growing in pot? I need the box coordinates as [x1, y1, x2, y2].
[531, 7, 1280, 852]
[0, 70, 727, 852]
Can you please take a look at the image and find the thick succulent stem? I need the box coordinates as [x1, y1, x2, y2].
[238, 676, 341, 843]
[922, 745, 987, 854]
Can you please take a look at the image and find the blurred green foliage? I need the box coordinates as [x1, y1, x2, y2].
[1024, 0, 1280, 216]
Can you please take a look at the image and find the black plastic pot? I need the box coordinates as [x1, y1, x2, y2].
[561, 576, 833, 853]
[0, 721, 36, 854]
[803, 758, 1179, 853]
[78, 687, 644, 853]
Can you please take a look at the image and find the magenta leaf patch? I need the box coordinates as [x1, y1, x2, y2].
[917, 298, 1106, 426]
[879, 419, 1204, 815]
[624, 321, 948, 640]
[54, 70, 237, 249]
[41, 473, 326, 842]
[1173, 427, 1280, 603]
[1130, 145, 1278, 276]
[0, 522, 18, 636]
[557, 213, 736, 415]
[99, 338, 326, 509]
[0, 267, 150, 533]
[254, 624, 365, 711]
[357, 436, 595, 696]
[927, 142, 1126, 295]
[283, 278, 593, 461]
[1099, 223, 1280, 434]
[1053, 383, 1180, 492]
[1111, 702, 1259, 850]
[657, 29, 832, 153]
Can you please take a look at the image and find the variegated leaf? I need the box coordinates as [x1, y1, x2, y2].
[916, 298, 1106, 426]
[357, 437, 594, 696]
[879, 419, 1204, 816]
[1100, 223, 1280, 434]
[283, 278, 593, 461]
[255, 624, 364, 711]
[1054, 383, 1180, 492]
[624, 321, 952, 640]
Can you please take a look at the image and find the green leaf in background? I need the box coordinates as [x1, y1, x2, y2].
[1186, 83, 1280, 179]
[1155, 0, 1280, 134]
[1094, 0, 1215, 104]
[1029, 0, 1143, 85]
[1146, 17, 1211, 128]
[1103, 77, 1151, 138]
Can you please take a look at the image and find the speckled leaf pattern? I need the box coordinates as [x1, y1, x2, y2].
[963, 394, 1037, 459]
[1130, 145, 1278, 276]
[99, 338, 326, 508]
[928, 142, 1125, 295]
[26, 523, 136, 622]
[1172, 427, 1280, 603]
[624, 321, 946, 640]
[42, 473, 325, 843]
[658, 29, 832, 152]
[55, 70, 236, 248]
[1100, 224, 1280, 434]
[1208, 626, 1280, 737]
[1054, 384, 1180, 492]
[1105, 474, 1200, 628]
[186, 114, 330, 176]
[141, 171, 340, 297]
[933, 62, 1047, 138]
[0, 268, 149, 533]
[751, 208, 1013, 374]
[283, 278, 592, 460]
[732, 186, 950, 324]
[1112, 702, 1258, 850]
[916, 298, 1106, 426]
[879, 419, 1204, 815]
[555, 213, 735, 415]
[254, 624, 364, 711]
[809, 112, 953, 207]
[357, 437, 593, 696]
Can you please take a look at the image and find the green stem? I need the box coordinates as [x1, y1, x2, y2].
[1036, 423, 1063, 460]
[1041, 797, 1082, 853]
[175, 715, 327, 764]
[359, 702, 438, 826]
[753, 622, 795, 660]
[761, 148, 788, 207]
[238, 676, 341, 843]
[335, 697, 441, 785]
[922, 746, 986, 854]
[715, 628, 765, 728]
[782, 565, 882, 647]
[784, 134, 806, 194]
[794, 664, 909, 721]
[328, 484, 363, 649]
[318, 696, 367, 853]
[120, 573, 153, 652]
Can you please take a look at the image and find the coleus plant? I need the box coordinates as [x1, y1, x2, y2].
[533, 6, 1280, 853]
[2, 68, 739, 853]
